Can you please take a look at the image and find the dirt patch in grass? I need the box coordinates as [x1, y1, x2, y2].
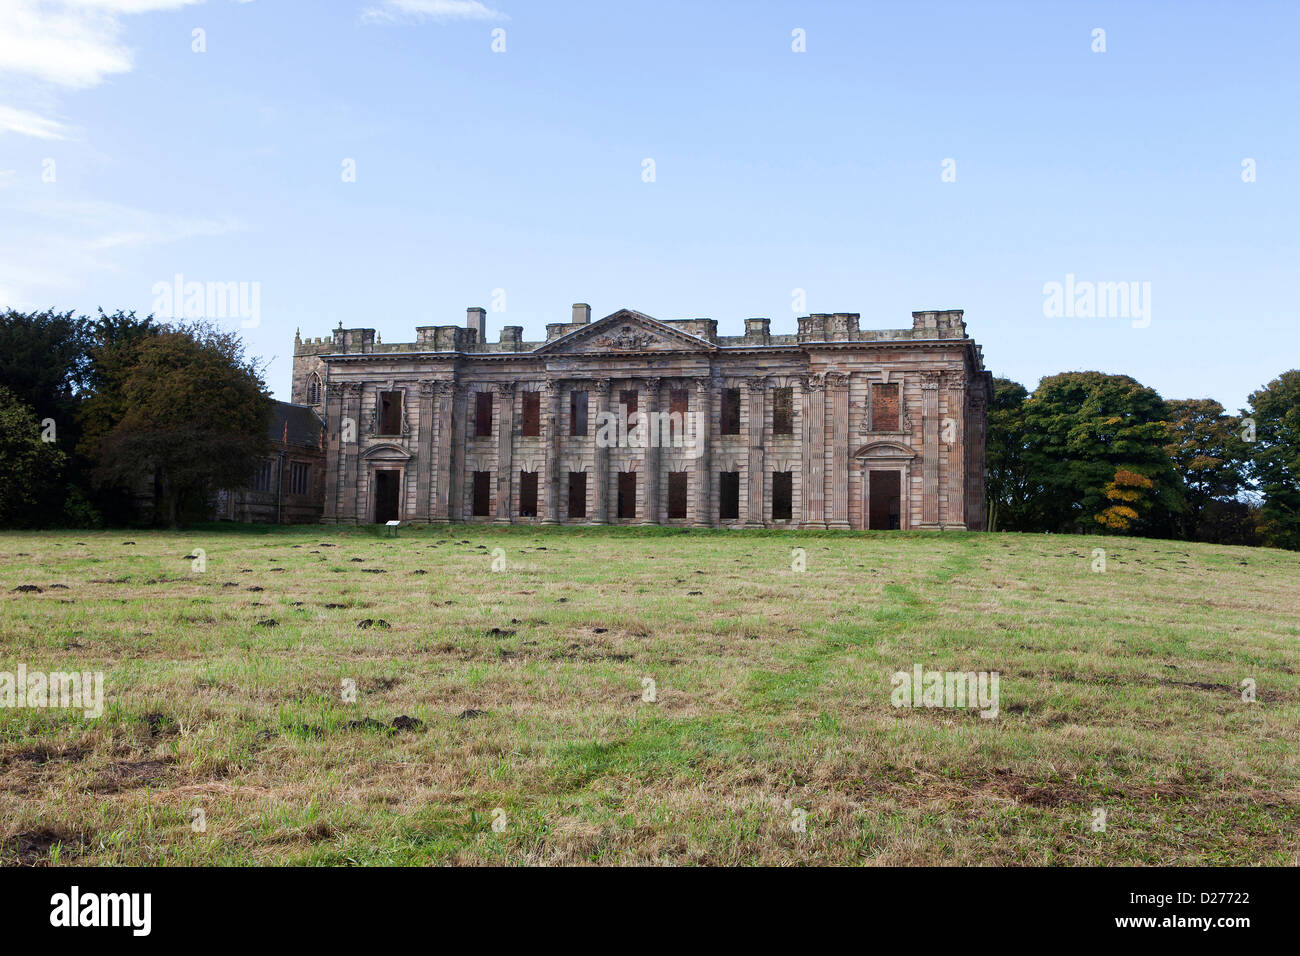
[2, 743, 89, 767]
[1, 827, 85, 865]
[87, 758, 172, 794]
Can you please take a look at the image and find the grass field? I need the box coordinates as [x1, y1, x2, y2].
[1, 524, 1297, 866]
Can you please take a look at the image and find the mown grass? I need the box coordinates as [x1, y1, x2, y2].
[0, 524, 1297, 865]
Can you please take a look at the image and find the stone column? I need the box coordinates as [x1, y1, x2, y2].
[921, 371, 940, 527]
[641, 376, 662, 524]
[966, 388, 987, 530]
[542, 378, 562, 524]
[323, 383, 344, 522]
[828, 370, 851, 529]
[448, 383, 468, 522]
[417, 380, 437, 522]
[693, 377, 713, 526]
[432, 381, 452, 523]
[494, 382, 515, 522]
[945, 372, 965, 530]
[745, 376, 767, 527]
[802, 373, 827, 529]
[341, 383, 363, 524]
[592, 379, 611, 523]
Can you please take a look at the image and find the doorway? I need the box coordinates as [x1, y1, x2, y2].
[868, 470, 901, 530]
[617, 471, 637, 519]
[374, 470, 400, 523]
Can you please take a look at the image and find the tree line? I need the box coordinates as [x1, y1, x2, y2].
[0, 309, 270, 527]
[2, 308, 1297, 547]
[986, 370, 1300, 550]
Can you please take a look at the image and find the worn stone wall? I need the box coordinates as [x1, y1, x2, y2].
[300, 308, 993, 530]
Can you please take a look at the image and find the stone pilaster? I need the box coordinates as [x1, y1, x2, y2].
[828, 370, 850, 529]
[641, 377, 662, 524]
[449, 383, 468, 522]
[921, 371, 941, 527]
[592, 380, 611, 523]
[323, 382, 343, 522]
[432, 381, 452, 523]
[802, 373, 826, 529]
[693, 377, 713, 526]
[495, 382, 515, 522]
[944, 371, 965, 530]
[745, 376, 766, 527]
[417, 380, 436, 521]
[543, 378, 561, 523]
[341, 383, 363, 524]
[966, 387, 988, 530]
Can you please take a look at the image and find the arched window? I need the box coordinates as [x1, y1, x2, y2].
[308, 373, 322, 405]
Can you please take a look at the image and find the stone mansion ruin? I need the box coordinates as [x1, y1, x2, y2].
[291, 305, 993, 529]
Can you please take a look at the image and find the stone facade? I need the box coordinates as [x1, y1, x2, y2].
[291, 305, 993, 530]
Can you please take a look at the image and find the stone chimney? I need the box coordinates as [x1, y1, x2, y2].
[744, 318, 771, 344]
[466, 306, 487, 344]
[572, 303, 591, 324]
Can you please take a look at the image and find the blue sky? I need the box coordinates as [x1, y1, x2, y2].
[1, 0, 1296, 410]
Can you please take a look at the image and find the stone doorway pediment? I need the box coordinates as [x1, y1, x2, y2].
[362, 443, 413, 461]
[853, 439, 918, 460]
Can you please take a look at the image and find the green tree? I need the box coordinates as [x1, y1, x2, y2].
[0, 309, 90, 421]
[0, 387, 67, 528]
[984, 377, 1033, 531]
[1021, 372, 1182, 534]
[1164, 398, 1249, 541]
[91, 323, 271, 526]
[1245, 370, 1300, 550]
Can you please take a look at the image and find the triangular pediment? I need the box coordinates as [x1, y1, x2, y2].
[535, 309, 717, 355]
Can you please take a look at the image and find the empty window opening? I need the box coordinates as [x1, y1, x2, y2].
[773, 387, 793, 435]
[519, 471, 538, 517]
[475, 391, 494, 437]
[379, 391, 404, 436]
[570, 390, 588, 436]
[472, 470, 491, 517]
[667, 471, 688, 519]
[521, 391, 540, 437]
[772, 471, 793, 520]
[719, 471, 740, 520]
[721, 388, 741, 435]
[618, 471, 637, 519]
[567, 471, 587, 518]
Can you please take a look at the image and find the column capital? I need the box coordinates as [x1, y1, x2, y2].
[743, 375, 768, 391]
[495, 381, 516, 396]
[591, 379, 612, 394]
[643, 376, 663, 391]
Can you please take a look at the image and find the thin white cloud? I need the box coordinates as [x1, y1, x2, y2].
[362, 0, 508, 25]
[0, 105, 69, 140]
[0, 0, 200, 91]
[0, 198, 245, 310]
